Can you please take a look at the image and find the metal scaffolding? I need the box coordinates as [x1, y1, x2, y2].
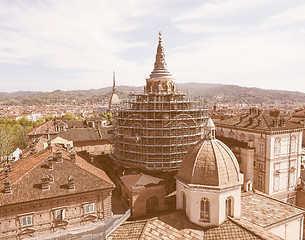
[111, 91, 207, 172]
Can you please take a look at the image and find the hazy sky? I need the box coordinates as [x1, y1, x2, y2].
[1, 0, 305, 93]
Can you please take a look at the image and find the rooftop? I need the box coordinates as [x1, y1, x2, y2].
[109, 211, 282, 240]
[120, 173, 164, 190]
[241, 190, 305, 228]
[0, 145, 114, 206]
[216, 108, 303, 132]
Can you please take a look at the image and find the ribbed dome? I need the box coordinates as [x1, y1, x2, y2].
[176, 138, 241, 188]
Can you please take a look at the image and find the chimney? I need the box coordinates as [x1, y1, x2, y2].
[49, 174, 54, 183]
[41, 174, 50, 190]
[4, 179, 12, 195]
[48, 155, 54, 170]
[56, 149, 63, 163]
[4, 167, 9, 178]
[70, 150, 76, 163]
[68, 175, 75, 190]
[7, 163, 12, 172]
[30, 147, 36, 155]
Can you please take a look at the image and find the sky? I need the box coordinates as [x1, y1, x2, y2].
[0, 0, 305, 93]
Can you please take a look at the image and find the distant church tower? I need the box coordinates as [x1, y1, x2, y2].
[108, 71, 120, 112]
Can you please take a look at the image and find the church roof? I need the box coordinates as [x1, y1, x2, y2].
[109, 211, 282, 240]
[176, 138, 241, 188]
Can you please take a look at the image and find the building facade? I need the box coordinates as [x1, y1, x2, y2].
[0, 145, 115, 239]
[215, 108, 303, 202]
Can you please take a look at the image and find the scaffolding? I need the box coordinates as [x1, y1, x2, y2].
[110, 32, 207, 172]
[111, 91, 207, 172]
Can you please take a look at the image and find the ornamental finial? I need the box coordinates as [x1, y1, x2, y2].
[159, 31, 162, 41]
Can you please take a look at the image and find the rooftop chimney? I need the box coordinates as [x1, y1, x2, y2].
[7, 163, 12, 172]
[4, 179, 12, 195]
[70, 150, 76, 163]
[41, 174, 50, 190]
[4, 167, 9, 178]
[56, 149, 63, 163]
[68, 175, 75, 190]
[48, 155, 54, 170]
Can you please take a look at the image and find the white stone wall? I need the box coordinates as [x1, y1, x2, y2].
[268, 216, 304, 240]
[176, 180, 241, 228]
[216, 126, 302, 198]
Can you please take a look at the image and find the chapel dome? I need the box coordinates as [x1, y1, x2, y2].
[176, 118, 241, 188]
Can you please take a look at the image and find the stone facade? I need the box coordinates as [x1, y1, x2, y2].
[215, 108, 303, 202]
[0, 145, 115, 239]
[0, 190, 112, 240]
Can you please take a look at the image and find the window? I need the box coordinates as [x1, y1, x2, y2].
[20, 215, 33, 227]
[182, 192, 186, 211]
[84, 203, 95, 214]
[258, 163, 264, 170]
[200, 198, 210, 222]
[274, 174, 280, 192]
[289, 172, 295, 188]
[225, 197, 233, 217]
[274, 163, 280, 171]
[146, 196, 159, 214]
[259, 142, 265, 154]
[275, 138, 281, 155]
[54, 209, 65, 221]
[291, 137, 296, 153]
[258, 175, 263, 189]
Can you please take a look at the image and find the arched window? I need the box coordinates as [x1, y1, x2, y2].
[146, 196, 159, 214]
[225, 197, 233, 217]
[182, 192, 186, 211]
[200, 198, 210, 222]
[275, 138, 281, 155]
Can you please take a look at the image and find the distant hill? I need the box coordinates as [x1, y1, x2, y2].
[1, 83, 305, 105]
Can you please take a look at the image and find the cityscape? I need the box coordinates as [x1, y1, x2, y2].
[1, 1, 305, 240]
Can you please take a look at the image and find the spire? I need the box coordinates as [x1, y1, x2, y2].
[112, 71, 116, 93]
[149, 31, 172, 79]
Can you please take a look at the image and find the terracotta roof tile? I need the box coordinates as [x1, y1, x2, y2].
[58, 128, 101, 142]
[0, 146, 114, 206]
[241, 191, 305, 228]
[110, 211, 282, 240]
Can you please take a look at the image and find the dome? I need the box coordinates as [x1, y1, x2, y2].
[176, 118, 241, 188]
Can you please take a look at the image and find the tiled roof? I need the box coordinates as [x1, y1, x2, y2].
[176, 139, 241, 188]
[120, 173, 163, 189]
[216, 110, 303, 132]
[0, 146, 114, 206]
[58, 128, 101, 142]
[241, 190, 305, 228]
[67, 120, 87, 128]
[28, 119, 57, 136]
[109, 211, 282, 240]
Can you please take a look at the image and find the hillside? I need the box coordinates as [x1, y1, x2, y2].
[1, 83, 305, 105]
